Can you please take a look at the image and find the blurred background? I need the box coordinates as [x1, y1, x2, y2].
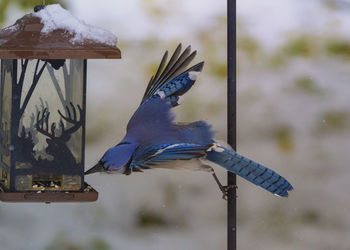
[1, 0, 350, 249]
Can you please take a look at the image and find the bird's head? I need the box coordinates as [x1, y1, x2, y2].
[85, 141, 139, 175]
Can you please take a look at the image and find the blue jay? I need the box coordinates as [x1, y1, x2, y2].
[85, 44, 293, 199]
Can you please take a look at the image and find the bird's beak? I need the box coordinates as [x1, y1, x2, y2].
[85, 162, 104, 175]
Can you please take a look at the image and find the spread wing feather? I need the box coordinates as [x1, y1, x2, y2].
[141, 44, 204, 105]
[130, 143, 212, 170]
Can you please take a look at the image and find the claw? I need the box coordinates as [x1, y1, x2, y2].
[220, 185, 237, 200]
[212, 171, 237, 200]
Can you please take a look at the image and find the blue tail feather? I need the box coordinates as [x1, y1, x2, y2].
[206, 147, 293, 197]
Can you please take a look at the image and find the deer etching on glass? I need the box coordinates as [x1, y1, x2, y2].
[0, 122, 10, 157]
[35, 102, 84, 168]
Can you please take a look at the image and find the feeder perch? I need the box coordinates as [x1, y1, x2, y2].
[0, 4, 121, 202]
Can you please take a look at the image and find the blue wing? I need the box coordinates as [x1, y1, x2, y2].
[126, 97, 178, 145]
[125, 44, 208, 145]
[174, 121, 215, 145]
[130, 143, 211, 171]
[141, 44, 204, 106]
[156, 63, 204, 106]
[126, 97, 215, 146]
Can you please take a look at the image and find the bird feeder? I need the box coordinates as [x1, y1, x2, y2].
[0, 4, 121, 202]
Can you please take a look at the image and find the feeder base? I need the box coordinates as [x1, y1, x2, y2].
[0, 183, 98, 203]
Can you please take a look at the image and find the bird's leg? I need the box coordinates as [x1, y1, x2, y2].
[211, 170, 237, 200]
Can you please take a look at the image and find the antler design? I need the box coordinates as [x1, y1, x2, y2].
[57, 102, 84, 137]
[36, 108, 56, 139]
[36, 102, 84, 141]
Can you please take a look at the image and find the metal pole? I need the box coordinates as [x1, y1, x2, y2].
[227, 0, 237, 249]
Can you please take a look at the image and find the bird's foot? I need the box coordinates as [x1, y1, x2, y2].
[219, 184, 237, 200]
[211, 171, 237, 200]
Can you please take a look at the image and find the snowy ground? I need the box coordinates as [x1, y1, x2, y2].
[1, 1, 350, 249]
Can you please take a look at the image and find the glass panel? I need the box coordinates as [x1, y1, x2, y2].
[0, 60, 13, 189]
[32, 174, 62, 190]
[62, 175, 81, 190]
[12, 59, 84, 191]
[65, 60, 84, 164]
[15, 175, 32, 190]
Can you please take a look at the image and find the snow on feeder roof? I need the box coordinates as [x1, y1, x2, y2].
[0, 4, 121, 59]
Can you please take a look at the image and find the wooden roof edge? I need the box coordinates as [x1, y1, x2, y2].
[0, 47, 121, 59]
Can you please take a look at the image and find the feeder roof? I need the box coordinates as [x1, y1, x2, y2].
[0, 4, 121, 59]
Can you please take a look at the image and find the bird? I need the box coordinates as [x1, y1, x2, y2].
[85, 44, 293, 199]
